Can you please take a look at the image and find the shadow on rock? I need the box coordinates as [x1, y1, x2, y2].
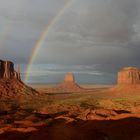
[1, 117, 140, 140]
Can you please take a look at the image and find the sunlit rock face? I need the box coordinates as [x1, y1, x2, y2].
[46, 73, 86, 93]
[108, 67, 140, 94]
[0, 60, 20, 80]
[118, 67, 140, 85]
[64, 73, 75, 83]
[60, 73, 82, 92]
[57, 73, 84, 93]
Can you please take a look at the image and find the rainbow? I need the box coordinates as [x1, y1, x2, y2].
[25, 0, 75, 83]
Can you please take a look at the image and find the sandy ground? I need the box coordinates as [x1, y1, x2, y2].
[0, 84, 140, 140]
[30, 84, 113, 94]
[30, 84, 113, 89]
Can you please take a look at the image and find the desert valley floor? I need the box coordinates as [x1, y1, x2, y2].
[1, 84, 140, 140]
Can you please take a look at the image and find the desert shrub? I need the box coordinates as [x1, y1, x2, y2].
[80, 102, 96, 108]
[0, 99, 20, 113]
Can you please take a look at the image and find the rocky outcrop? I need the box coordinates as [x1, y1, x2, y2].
[46, 73, 85, 93]
[109, 67, 140, 94]
[0, 60, 39, 98]
[64, 73, 75, 83]
[0, 60, 20, 80]
[118, 67, 140, 85]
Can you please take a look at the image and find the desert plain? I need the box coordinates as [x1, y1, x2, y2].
[0, 61, 140, 140]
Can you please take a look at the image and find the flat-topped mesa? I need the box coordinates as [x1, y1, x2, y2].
[118, 67, 140, 85]
[0, 60, 21, 80]
[64, 73, 75, 83]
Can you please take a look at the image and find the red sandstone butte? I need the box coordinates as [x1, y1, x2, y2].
[47, 73, 85, 93]
[118, 67, 140, 85]
[64, 73, 75, 83]
[0, 60, 39, 98]
[109, 67, 140, 94]
[0, 60, 20, 80]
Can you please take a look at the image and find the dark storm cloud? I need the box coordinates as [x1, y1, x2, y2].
[34, 0, 140, 67]
[0, 0, 140, 83]
[0, 0, 68, 62]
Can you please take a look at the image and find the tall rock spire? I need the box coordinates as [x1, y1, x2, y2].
[0, 60, 14, 79]
[17, 64, 20, 74]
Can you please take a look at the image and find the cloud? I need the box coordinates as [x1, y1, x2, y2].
[24, 70, 103, 77]
[32, 0, 140, 67]
[25, 64, 103, 76]
[0, 0, 140, 83]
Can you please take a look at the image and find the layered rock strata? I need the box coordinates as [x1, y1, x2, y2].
[118, 67, 140, 85]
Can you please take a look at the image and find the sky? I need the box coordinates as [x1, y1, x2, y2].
[0, 0, 140, 84]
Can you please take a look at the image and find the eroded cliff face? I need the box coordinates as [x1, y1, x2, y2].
[109, 67, 140, 94]
[118, 67, 140, 85]
[0, 60, 20, 80]
[0, 60, 39, 98]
